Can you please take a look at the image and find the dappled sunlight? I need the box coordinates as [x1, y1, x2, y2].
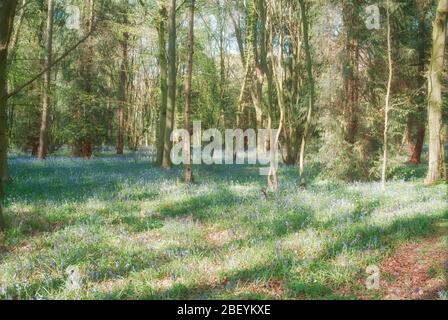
[1, 158, 447, 299]
[280, 228, 330, 260]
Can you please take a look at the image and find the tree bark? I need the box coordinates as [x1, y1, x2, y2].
[156, 6, 168, 165]
[406, 0, 430, 164]
[250, 0, 264, 134]
[162, 0, 176, 169]
[268, 2, 285, 192]
[298, 0, 315, 187]
[7, 0, 25, 61]
[37, 0, 54, 159]
[342, 4, 359, 145]
[409, 124, 425, 164]
[0, 0, 17, 192]
[0, 0, 17, 229]
[381, 0, 393, 189]
[80, 0, 95, 159]
[218, 8, 226, 129]
[408, 0, 429, 164]
[425, 0, 448, 184]
[184, 0, 195, 183]
[117, 16, 129, 155]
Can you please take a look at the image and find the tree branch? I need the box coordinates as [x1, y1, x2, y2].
[2, 30, 93, 101]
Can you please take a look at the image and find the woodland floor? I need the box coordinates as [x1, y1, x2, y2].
[0, 155, 447, 300]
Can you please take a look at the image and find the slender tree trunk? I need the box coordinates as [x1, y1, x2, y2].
[264, 35, 274, 152]
[7, 0, 25, 61]
[184, 0, 195, 183]
[81, 0, 94, 159]
[247, 0, 264, 134]
[157, 7, 168, 165]
[230, 13, 245, 67]
[162, 0, 176, 169]
[342, 4, 359, 146]
[37, 0, 54, 159]
[236, 64, 250, 128]
[268, 4, 285, 192]
[6, 0, 25, 150]
[298, 0, 315, 187]
[219, 13, 226, 129]
[0, 0, 17, 229]
[117, 20, 129, 155]
[425, 0, 448, 184]
[253, 0, 266, 156]
[381, 0, 393, 189]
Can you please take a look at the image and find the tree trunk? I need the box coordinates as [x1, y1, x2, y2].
[230, 13, 245, 67]
[0, 0, 17, 191]
[245, 0, 264, 136]
[117, 20, 129, 155]
[0, 0, 17, 229]
[409, 124, 425, 164]
[156, 6, 168, 165]
[80, 0, 94, 159]
[184, 0, 195, 183]
[0, 204, 4, 232]
[37, 0, 54, 159]
[162, 0, 176, 169]
[218, 2, 226, 129]
[425, 0, 448, 184]
[298, 0, 315, 187]
[268, 3, 285, 192]
[252, 0, 266, 156]
[408, 0, 429, 164]
[381, 0, 393, 189]
[342, 4, 359, 145]
[7, 0, 25, 61]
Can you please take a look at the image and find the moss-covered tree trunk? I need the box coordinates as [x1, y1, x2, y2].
[251, 0, 265, 134]
[267, 0, 285, 192]
[425, 0, 448, 184]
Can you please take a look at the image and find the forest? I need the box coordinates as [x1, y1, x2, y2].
[0, 0, 447, 300]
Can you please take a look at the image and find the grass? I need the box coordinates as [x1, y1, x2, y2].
[0, 155, 447, 300]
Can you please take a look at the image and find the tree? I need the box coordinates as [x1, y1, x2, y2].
[425, 0, 448, 184]
[184, 0, 195, 183]
[407, 0, 430, 165]
[342, 2, 360, 147]
[0, 0, 17, 228]
[162, 0, 176, 169]
[37, 0, 54, 159]
[73, 0, 95, 158]
[117, 7, 129, 155]
[298, 0, 315, 187]
[156, 5, 168, 165]
[381, 0, 394, 189]
[267, 0, 285, 191]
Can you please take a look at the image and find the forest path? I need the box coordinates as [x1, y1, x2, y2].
[380, 219, 448, 300]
